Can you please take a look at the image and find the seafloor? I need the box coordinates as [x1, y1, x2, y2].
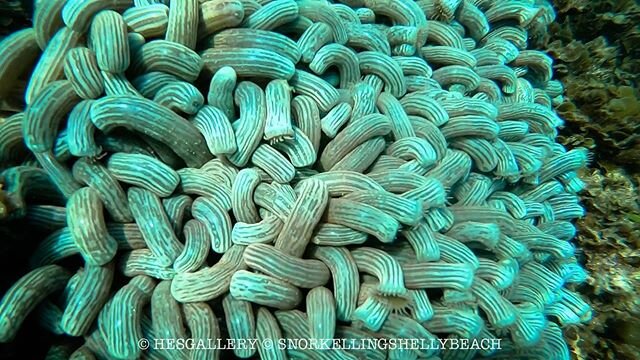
[0, 0, 638, 359]
[544, 0, 640, 359]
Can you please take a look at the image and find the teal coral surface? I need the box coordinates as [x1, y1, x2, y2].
[0, 0, 594, 358]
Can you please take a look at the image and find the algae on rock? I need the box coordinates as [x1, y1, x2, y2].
[548, 0, 640, 358]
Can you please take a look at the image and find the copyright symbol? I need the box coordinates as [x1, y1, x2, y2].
[138, 338, 150, 350]
[262, 338, 273, 350]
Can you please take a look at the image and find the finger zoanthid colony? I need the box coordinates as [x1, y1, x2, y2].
[0, 0, 592, 359]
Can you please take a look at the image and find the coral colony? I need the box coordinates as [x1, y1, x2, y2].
[0, 0, 592, 359]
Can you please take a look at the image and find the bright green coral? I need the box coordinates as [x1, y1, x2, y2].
[0, 0, 599, 358]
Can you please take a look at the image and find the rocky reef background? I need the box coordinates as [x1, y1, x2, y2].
[0, 0, 638, 359]
[538, 0, 640, 359]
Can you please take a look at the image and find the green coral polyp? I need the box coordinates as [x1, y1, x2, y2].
[0, 0, 595, 358]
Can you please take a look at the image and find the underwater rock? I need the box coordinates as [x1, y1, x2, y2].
[545, 0, 640, 358]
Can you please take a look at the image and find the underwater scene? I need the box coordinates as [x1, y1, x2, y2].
[0, 0, 638, 359]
